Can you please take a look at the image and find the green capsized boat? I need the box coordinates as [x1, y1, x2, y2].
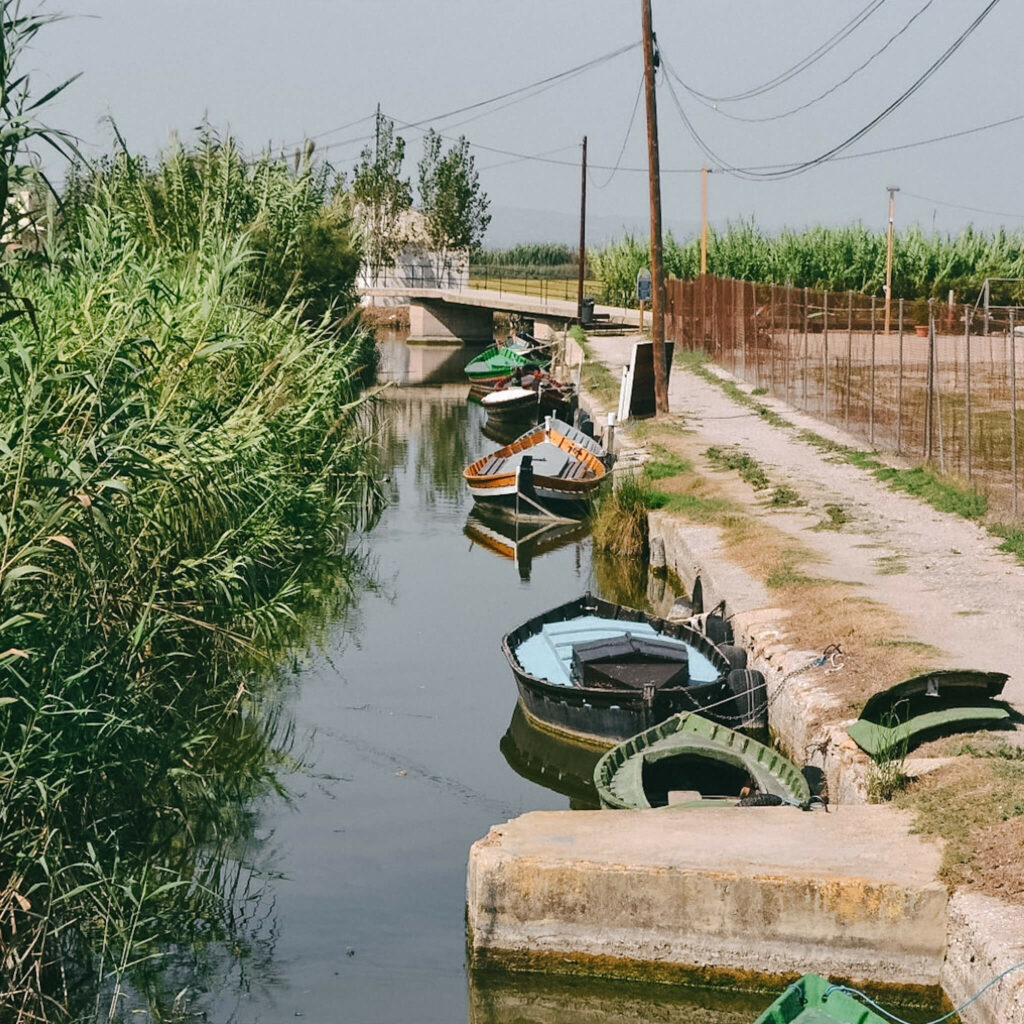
[594, 711, 810, 810]
[753, 974, 889, 1024]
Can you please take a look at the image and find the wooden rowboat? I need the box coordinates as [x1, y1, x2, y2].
[594, 711, 809, 810]
[463, 416, 608, 520]
[753, 973, 889, 1023]
[502, 595, 767, 744]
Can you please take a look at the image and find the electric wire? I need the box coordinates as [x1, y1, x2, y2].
[298, 40, 639, 153]
[660, 0, 1005, 181]
[670, 0, 937, 125]
[590, 72, 646, 189]
[901, 189, 1024, 220]
[825, 960, 1024, 1024]
[678, 0, 888, 104]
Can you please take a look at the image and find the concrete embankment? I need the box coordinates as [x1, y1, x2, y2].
[468, 805, 946, 993]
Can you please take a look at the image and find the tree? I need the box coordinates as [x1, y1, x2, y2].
[417, 130, 490, 285]
[351, 111, 411, 286]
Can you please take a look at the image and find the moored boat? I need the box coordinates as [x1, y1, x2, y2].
[480, 385, 538, 418]
[752, 973, 889, 1024]
[464, 337, 550, 385]
[594, 710, 809, 810]
[502, 594, 768, 743]
[463, 417, 608, 519]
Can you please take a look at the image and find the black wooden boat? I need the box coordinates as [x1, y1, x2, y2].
[501, 595, 768, 744]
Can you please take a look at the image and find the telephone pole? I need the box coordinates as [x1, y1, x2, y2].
[641, 0, 668, 414]
[577, 136, 587, 322]
[883, 185, 899, 334]
[700, 166, 709, 276]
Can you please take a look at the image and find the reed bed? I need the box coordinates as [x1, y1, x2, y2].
[0, 135, 382, 1020]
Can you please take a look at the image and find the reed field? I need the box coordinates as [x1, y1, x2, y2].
[0, 131, 383, 1019]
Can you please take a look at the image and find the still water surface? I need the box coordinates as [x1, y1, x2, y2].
[193, 340, 806, 1023]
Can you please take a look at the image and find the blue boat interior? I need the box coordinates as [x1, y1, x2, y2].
[515, 615, 720, 687]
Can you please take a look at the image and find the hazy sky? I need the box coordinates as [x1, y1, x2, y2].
[32, 0, 1024, 245]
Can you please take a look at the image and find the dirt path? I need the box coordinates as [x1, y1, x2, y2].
[588, 334, 1024, 714]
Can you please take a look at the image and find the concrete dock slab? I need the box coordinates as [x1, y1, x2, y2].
[467, 806, 947, 992]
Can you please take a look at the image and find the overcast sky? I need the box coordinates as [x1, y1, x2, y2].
[32, 0, 1024, 246]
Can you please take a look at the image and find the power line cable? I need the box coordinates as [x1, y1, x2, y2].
[901, 189, 1024, 220]
[660, 0, 1005, 181]
[672, 0, 937, 124]
[590, 72, 646, 189]
[679, 0, 888, 104]
[302, 40, 639, 153]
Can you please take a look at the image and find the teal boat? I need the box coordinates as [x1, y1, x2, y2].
[753, 974, 889, 1023]
[594, 711, 810, 810]
[465, 338, 550, 384]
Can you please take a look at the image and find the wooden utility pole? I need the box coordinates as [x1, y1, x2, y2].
[883, 185, 899, 334]
[577, 136, 587, 322]
[700, 166, 709, 276]
[641, 0, 669, 414]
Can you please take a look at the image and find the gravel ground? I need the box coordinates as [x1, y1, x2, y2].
[588, 334, 1024, 715]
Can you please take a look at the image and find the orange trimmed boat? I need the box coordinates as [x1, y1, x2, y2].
[463, 416, 609, 519]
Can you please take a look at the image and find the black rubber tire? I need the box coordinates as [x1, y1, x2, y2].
[717, 643, 747, 672]
[726, 669, 768, 730]
[737, 793, 784, 807]
[704, 612, 734, 646]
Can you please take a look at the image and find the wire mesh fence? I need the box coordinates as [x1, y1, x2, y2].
[666, 275, 1024, 517]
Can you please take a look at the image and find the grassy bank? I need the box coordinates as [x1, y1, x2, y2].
[0, 136, 381, 1018]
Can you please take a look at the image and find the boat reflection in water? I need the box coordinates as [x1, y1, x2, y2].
[463, 507, 589, 581]
[468, 968, 763, 1024]
[499, 702, 604, 809]
[480, 412, 532, 446]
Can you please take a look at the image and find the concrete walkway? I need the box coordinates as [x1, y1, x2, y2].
[587, 334, 1024, 714]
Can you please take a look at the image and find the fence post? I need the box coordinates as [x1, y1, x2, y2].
[964, 304, 972, 482]
[802, 286, 809, 409]
[926, 299, 935, 461]
[784, 284, 792, 401]
[845, 290, 853, 428]
[823, 290, 830, 420]
[869, 294, 876, 446]
[1011, 309, 1019, 518]
[897, 298, 904, 455]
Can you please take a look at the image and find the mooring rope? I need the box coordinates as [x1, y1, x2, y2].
[825, 960, 1024, 1024]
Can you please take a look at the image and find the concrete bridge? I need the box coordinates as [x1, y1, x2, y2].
[359, 285, 639, 343]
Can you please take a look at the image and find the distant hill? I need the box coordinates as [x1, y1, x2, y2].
[485, 204, 700, 248]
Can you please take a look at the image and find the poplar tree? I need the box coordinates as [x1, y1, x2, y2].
[352, 111, 412, 285]
[417, 130, 490, 285]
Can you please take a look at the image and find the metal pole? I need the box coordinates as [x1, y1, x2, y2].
[897, 298, 904, 454]
[802, 286, 809, 408]
[577, 135, 587, 322]
[1011, 309, 1019, 518]
[700, 166, 709, 276]
[984, 279, 991, 337]
[964, 305, 972, 481]
[884, 186, 899, 334]
[870, 294, 876, 445]
[845, 290, 853, 428]
[823, 291, 830, 420]
[926, 299, 935, 460]
[641, 0, 668, 413]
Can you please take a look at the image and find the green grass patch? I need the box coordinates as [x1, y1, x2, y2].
[769, 484, 804, 507]
[704, 445, 770, 490]
[989, 523, 1024, 564]
[574, 326, 622, 406]
[644, 445, 692, 480]
[874, 554, 909, 575]
[799, 431, 989, 521]
[814, 503, 850, 531]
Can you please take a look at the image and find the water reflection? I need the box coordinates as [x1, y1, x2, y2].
[499, 702, 603, 808]
[468, 970, 763, 1024]
[464, 508, 589, 581]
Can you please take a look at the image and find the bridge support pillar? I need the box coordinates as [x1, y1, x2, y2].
[409, 299, 493, 344]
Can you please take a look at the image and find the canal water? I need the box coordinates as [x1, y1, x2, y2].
[186, 338, 919, 1024]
